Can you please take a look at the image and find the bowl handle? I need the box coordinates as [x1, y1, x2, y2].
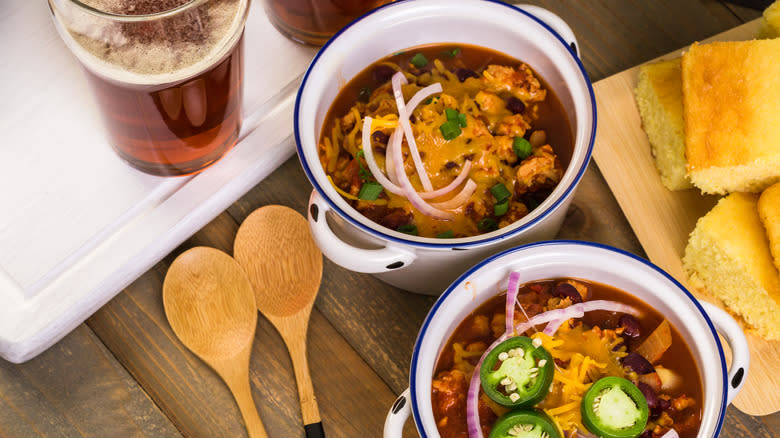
[513, 4, 581, 57]
[307, 190, 417, 273]
[698, 301, 750, 405]
[384, 388, 412, 438]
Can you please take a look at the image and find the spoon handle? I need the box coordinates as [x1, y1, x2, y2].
[305, 422, 326, 438]
[223, 365, 269, 438]
[286, 335, 325, 435]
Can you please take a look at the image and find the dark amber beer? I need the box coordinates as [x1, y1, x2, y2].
[264, 0, 392, 46]
[49, 0, 250, 176]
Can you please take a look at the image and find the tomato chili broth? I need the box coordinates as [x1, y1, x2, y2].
[317, 43, 574, 239]
[431, 278, 704, 438]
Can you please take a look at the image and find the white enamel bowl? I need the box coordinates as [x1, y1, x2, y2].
[383, 241, 750, 437]
[295, 0, 596, 294]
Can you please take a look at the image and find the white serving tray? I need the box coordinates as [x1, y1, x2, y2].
[0, 1, 317, 363]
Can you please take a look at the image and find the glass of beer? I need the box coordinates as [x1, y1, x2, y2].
[48, 0, 250, 176]
[263, 0, 393, 46]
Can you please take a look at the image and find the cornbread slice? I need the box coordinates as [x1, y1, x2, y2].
[683, 192, 780, 340]
[681, 40, 780, 194]
[758, 182, 780, 273]
[758, 0, 780, 38]
[634, 58, 692, 191]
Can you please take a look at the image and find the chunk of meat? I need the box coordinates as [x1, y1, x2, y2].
[515, 145, 563, 195]
[482, 64, 547, 102]
[431, 369, 468, 430]
[498, 202, 529, 228]
[494, 114, 531, 138]
[468, 314, 491, 339]
[474, 91, 505, 114]
[494, 136, 518, 164]
[671, 394, 696, 411]
[341, 158, 362, 195]
[340, 111, 357, 133]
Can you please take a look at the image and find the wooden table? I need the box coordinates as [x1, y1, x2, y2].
[1, 1, 778, 437]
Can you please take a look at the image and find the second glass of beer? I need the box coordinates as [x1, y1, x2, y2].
[49, 0, 250, 176]
[264, 0, 393, 46]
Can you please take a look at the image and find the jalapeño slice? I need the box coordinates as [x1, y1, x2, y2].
[489, 410, 561, 438]
[480, 336, 554, 408]
[581, 376, 649, 438]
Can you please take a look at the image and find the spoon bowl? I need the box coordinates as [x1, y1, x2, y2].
[234, 205, 325, 437]
[163, 246, 268, 438]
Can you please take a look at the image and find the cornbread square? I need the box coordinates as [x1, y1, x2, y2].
[683, 192, 780, 340]
[759, 0, 780, 38]
[681, 40, 780, 194]
[634, 59, 692, 191]
[758, 182, 780, 273]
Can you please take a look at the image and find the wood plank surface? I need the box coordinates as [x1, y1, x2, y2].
[1, 1, 777, 438]
[592, 19, 780, 416]
[0, 325, 180, 437]
[87, 210, 398, 437]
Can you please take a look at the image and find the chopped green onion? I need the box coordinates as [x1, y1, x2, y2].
[355, 150, 371, 181]
[445, 108, 468, 128]
[478, 218, 498, 232]
[491, 183, 512, 203]
[410, 53, 429, 68]
[442, 47, 461, 58]
[440, 120, 462, 140]
[397, 224, 418, 235]
[358, 87, 372, 103]
[494, 200, 509, 216]
[423, 97, 433, 105]
[358, 182, 383, 200]
[513, 137, 532, 160]
[436, 230, 455, 238]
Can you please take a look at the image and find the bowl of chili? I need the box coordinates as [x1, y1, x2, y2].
[294, 0, 595, 294]
[382, 241, 749, 438]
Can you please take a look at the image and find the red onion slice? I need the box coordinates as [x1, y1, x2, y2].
[360, 117, 404, 195]
[506, 272, 521, 335]
[660, 429, 679, 438]
[466, 333, 509, 438]
[515, 300, 639, 335]
[543, 318, 573, 336]
[406, 82, 443, 113]
[419, 160, 473, 200]
[430, 179, 477, 210]
[391, 120, 455, 221]
[385, 126, 402, 185]
[392, 71, 434, 192]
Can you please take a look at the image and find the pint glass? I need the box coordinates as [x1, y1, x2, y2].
[263, 0, 392, 46]
[49, 0, 250, 176]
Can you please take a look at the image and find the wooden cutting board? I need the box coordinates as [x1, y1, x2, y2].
[593, 19, 780, 416]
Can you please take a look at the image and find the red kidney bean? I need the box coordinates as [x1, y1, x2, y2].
[506, 96, 526, 114]
[622, 352, 655, 374]
[638, 382, 660, 417]
[373, 65, 396, 83]
[619, 314, 641, 338]
[553, 283, 583, 304]
[372, 131, 389, 145]
[455, 68, 479, 82]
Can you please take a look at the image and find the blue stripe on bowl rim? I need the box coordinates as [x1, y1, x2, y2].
[408, 240, 727, 438]
[293, 0, 597, 250]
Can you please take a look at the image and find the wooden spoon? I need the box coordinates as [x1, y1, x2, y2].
[163, 246, 269, 438]
[234, 205, 326, 438]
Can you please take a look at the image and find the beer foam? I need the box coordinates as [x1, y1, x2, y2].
[55, 0, 247, 86]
